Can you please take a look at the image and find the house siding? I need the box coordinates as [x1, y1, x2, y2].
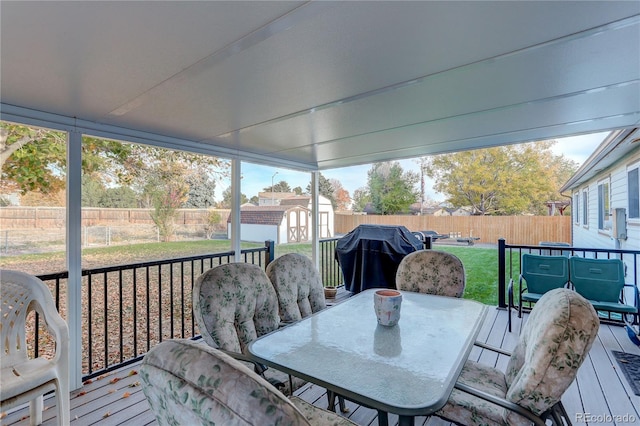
[569, 145, 640, 298]
[572, 148, 640, 251]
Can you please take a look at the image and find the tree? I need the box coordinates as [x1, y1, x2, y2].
[423, 141, 578, 215]
[352, 188, 370, 212]
[305, 173, 349, 210]
[100, 186, 138, 208]
[219, 187, 248, 208]
[263, 180, 292, 193]
[184, 174, 217, 208]
[329, 179, 351, 210]
[1, 123, 132, 194]
[367, 162, 419, 214]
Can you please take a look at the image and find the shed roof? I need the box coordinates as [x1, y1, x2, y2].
[226, 205, 308, 226]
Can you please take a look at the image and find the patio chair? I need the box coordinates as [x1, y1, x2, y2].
[395, 250, 465, 297]
[0, 269, 70, 426]
[569, 256, 638, 324]
[507, 254, 570, 332]
[140, 339, 357, 426]
[435, 288, 599, 426]
[266, 253, 327, 323]
[266, 253, 348, 412]
[192, 262, 304, 395]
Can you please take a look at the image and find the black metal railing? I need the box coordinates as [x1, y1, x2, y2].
[498, 238, 640, 324]
[33, 239, 347, 381]
[36, 243, 273, 381]
[319, 237, 344, 287]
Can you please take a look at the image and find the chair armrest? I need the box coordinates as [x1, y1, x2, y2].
[473, 341, 512, 357]
[35, 300, 70, 364]
[454, 382, 546, 426]
[217, 348, 269, 375]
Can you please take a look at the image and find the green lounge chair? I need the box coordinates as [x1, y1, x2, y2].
[508, 254, 569, 332]
[569, 257, 638, 323]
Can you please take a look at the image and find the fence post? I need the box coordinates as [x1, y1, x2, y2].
[498, 238, 506, 308]
[265, 240, 275, 267]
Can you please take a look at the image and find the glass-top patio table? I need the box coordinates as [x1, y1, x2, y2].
[248, 289, 488, 426]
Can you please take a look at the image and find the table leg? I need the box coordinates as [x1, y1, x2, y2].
[376, 410, 389, 426]
[398, 415, 415, 426]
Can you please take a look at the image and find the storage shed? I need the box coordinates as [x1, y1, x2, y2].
[226, 205, 310, 244]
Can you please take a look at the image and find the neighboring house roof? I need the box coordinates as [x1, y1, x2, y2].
[280, 196, 310, 207]
[226, 205, 308, 225]
[560, 128, 639, 192]
[257, 192, 297, 200]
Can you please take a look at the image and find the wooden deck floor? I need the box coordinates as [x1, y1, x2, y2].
[3, 305, 639, 426]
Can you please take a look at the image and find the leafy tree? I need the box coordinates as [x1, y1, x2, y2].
[219, 187, 249, 208]
[352, 188, 370, 212]
[306, 173, 345, 209]
[423, 141, 578, 215]
[82, 174, 107, 207]
[292, 186, 303, 195]
[329, 179, 351, 210]
[144, 156, 190, 241]
[100, 186, 138, 208]
[184, 174, 217, 208]
[367, 162, 419, 214]
[263, 180, 292, 193]
[1, 122, 132, 194]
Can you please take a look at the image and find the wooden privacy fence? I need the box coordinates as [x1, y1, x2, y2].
[334, 214, 571, 246]
[0, 207, 231, 229]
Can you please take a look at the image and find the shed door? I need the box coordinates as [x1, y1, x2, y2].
[287, 209, 308, 243]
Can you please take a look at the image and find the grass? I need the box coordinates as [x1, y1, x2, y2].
[1, 240, 502, 306]
[434, 246, 499, 306]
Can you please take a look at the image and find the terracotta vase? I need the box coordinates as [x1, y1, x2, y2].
[324, 287, 337, 299]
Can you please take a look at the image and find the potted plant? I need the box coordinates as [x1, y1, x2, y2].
[324, 284, 338, 299]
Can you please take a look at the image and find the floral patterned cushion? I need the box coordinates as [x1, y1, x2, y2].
[504, 288, 599, 417]
[395, 250, 465, 297]
[289, 396, 357, 426]
[266, 253, 327, 322]
[192, 263, 280, 354]
[436, 288, 599, 426]
[140, 339, 319, 426]
[436, 360, 520, 426]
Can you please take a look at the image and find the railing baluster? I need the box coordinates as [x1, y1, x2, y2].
[119, 269, 124, 364]
[158, 264, 163, 343]
[146, 266, 150, 353]
[87, 274, 93, 375]
[180, 262, 185, 338]
[103, 273, 108, 372]
[133, 268, 138, 358]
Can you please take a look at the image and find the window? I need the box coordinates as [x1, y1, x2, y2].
[629, 166, 639, 219]
[573, 192, 580, 223]
[598, 180, 610, 230]
[582, 188, 588, 226]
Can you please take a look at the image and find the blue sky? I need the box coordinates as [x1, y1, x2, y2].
[226, 132, 608, 203]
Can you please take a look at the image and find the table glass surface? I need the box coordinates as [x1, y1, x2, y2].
[249, 289, 487, 415]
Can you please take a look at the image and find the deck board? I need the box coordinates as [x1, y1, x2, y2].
[3, 306, 639, 426]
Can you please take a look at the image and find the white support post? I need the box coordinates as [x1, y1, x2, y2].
[311, 171, 320, 270]
[231, 159, 242, 262]
[66, 130, 83, 390]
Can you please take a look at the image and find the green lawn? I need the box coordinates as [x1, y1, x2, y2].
[433, 246, 499, 306]
[1, 240, 503, 306]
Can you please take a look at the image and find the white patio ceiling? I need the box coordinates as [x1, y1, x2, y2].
[1, 1, 639, 172]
